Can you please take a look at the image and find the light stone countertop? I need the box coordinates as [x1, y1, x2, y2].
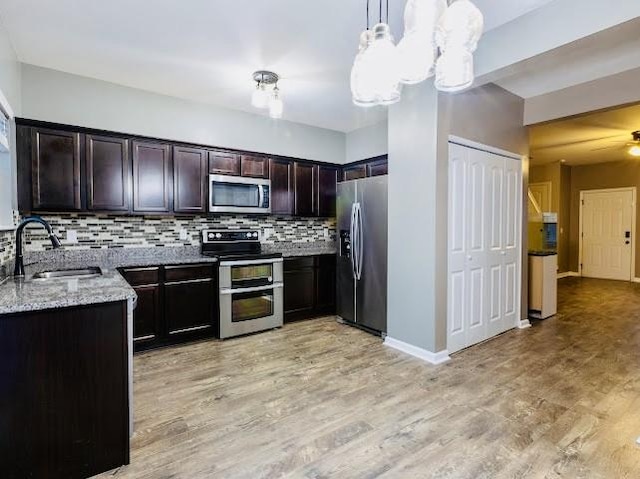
[0, 268, 137, 315]
[0, 242, 337, 315]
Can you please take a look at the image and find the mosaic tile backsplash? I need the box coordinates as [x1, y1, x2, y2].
[0, 229, 13, 266]
[21, 214, 336, 252]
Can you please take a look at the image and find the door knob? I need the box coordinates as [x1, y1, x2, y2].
[467, 256, 472, 261]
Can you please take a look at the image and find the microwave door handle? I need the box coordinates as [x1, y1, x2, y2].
[258, 184, 264, 208]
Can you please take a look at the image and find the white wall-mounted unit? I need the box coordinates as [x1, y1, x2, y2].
[447, 141, 522, 354]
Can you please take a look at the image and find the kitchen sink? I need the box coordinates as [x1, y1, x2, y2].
[32, 267, 103, 281]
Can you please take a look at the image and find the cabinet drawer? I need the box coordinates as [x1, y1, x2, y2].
[284, 256, 315, 271]
[164, 264, 214, 282]
[121, 267, 160, 286]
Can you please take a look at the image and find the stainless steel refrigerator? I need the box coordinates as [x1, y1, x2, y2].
[336, 175, 388, 334]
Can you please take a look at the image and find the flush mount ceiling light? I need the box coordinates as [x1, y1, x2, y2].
[351, 0, 484, 109]
[251, 70, 283, 118]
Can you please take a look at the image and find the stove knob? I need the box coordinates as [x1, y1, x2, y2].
[253, 232, 259, 238]
[216, 233, 222, 239]
[246, 232, 252, 238]
[208, 233, 215, 240]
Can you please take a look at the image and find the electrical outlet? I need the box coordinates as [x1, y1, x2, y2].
[179, 229, 188, 241]
[66, 230, 78, 243]
[323, 228, 330, 238]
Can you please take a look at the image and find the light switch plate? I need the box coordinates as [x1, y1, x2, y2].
[179, 229, 188, 241]
[66, 230, 78, 243]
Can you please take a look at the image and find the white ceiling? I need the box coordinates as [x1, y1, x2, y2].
[0, 0, 554, 132]
[529, 103, 640, 166]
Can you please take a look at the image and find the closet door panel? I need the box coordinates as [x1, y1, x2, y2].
[502, 158, 521, 330]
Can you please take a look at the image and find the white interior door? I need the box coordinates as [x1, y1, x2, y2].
[581, 189, 634, 281]
[448, 143, 521, 354]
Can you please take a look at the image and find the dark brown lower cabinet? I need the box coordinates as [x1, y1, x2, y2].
[284, 254, 336, 322]
[0, 301, 129, 479]
[120, 263, 217, 352]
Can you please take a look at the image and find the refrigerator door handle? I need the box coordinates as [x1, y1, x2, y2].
[356, 202, 364, 280]
[350, 203, 357, 279]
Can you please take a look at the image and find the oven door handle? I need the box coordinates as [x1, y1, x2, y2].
[220, 283, 284, 295]
[220, 258, 283, 266]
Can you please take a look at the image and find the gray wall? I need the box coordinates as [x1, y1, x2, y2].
[387, 82, 527, 354]
[387, 82, 440, 352]
[20, 64, 346, 164]
[345, 121, 388, 163]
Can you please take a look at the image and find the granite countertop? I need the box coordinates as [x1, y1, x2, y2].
[263, 242, 337, 257]
[0, 242, 337, 315]
[528, 250, 558, 257]
[0, 269, 137, 315]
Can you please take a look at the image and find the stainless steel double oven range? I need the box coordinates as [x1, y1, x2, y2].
[202, 230, 283, 339]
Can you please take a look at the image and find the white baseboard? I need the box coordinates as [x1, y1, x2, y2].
[557, 271, 580, 279]
[518, 319, 531, 329]
[383, 337, 451, 365]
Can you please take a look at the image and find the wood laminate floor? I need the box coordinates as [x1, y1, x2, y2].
[97, 277, 640, 478]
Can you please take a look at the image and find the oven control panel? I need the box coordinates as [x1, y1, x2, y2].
[203, 230, 260, 243]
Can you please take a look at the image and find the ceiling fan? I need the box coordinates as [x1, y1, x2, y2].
[591, 130, 640, 156]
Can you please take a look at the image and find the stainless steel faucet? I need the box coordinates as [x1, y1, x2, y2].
[13, 216, 62, 277]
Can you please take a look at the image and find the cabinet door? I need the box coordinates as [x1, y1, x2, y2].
[173, 146, 207, 213]
[241, 155, 269, 178]
[209, 151, 240, 175]
[132, 284, 161, 349]
[270, 158, 294, 215]
[86, 135, 130, 211]
[315, 255, 336, 313]
[294, 162, 316, 216]
[342, 165, 367, 182]
[164, 279, 215, 337]
[31, 128, 81, 210]
[132, 141, 172, 212]
[367, 158, 388, 177]
[284, 257, 316, 323]
[317, 165, 338, 217]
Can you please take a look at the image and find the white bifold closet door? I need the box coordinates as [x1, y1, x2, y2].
[448, 142, 521, 354]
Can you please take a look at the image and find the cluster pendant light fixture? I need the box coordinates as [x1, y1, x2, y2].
[351, 0, 484, 107]
[251, 70, 283, 119]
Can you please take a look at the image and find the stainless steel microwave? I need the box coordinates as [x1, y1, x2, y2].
[209, 174, 271, 214]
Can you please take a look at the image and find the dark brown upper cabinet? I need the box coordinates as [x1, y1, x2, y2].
[316, 165, 338, 217]
[209, 151, 240, 176]
[367, 159, 388, 177]
[86, 134, 130, 211]
[342, 164, 367, 182]
[240, 154, 269, 178]
[31, 127, 82, 211]
[294, 162, 316, 217]
[173, 146, 207, 213]
[270, 158, 294, 215]
[132, 141, 172, 213]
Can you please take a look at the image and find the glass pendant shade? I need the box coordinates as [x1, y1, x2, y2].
[397, 32, 437, 84]
[251, 83, 269, 109]
[368, 23, 402, 105]
[351, 30, 377, 107]
[404, 0, 447, 34]
[434, 48, 474, 92]
[269, 89, 283, 119]
[629, 145, 640, 157]
[436, 0, 484, 53]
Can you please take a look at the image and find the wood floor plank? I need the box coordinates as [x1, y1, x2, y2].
[94, 277, 640, 478]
